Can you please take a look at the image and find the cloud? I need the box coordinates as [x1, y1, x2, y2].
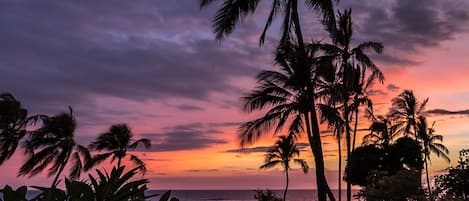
[225, 143, 310, 153]
[140, 122, 229, 152]
[0, 0, 268, 118]
[340, 0, 469, 65]
[187, 169, 220, 173]
[386, 84, 400, 92]
[175, 104, 205, 111]
[426, 109, 469, 116]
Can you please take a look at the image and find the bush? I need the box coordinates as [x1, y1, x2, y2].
[254, 190, 282, 201]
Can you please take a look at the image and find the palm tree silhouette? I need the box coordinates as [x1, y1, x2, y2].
[88, 124, 151, 174]
[416, 116, 450, 197]
[260, 135, 308, 201]
[0, 93, 31, 165]
[321, 9, 384, 201]
[19, 107, 91, 187]
[316, 64, 345, 201]
[362, 115, 399, 148]
[200, 0, 336, 46]
[201, 1, 339, 200]
[389, 90, 428, 138]
[239, 42, 336, 201]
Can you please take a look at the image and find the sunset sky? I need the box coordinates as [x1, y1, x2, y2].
[1, 0, 469, 190]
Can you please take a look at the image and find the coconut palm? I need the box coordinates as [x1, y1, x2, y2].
[240, 41, 336, 201]
[321, 9, 384, 201]
[389, 90, 428, 138]
[88, 124, 151, 174]
[260, 135, 308, 201]
[0, 93, 30, 166]
[19, 107, 91, 187]
[362, 115, 399, 148]
[200, 0, 336, 46]
[316, 64, 345, 201]
[416, 116, 450, 197]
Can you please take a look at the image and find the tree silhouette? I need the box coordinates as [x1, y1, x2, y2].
[321, 9, 384, 201]
[200, 0, 336, 46]
[260, 135, 308, 201]
[19, 107, 91, 187]
[239, 42, 336, 201]
[362, 115, 399, 148]
[201, 1, 340, 200]
[389, 90, 428, 138]
[416, 116, 450, 197]
[0, 93, 30, 165]
[88, 124, 151, 174]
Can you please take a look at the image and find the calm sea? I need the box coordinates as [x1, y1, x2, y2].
[15, 189, 358, 201]
[148, 190, 359, 201]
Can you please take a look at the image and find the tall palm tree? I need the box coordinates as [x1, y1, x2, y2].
[260, 135, 308, 201]
[362, 115, 399, 148]
[317, 64, 345, 201]
[321, 9, 384, 201]
[88, 124, 151, 174]
[416, 116, 450, 197]
[201, 1, 338, 200]
[389, 90, 428, 138]
[0, 93, 30, 165]
[240, 42, 336, 201]
[19, 107, 91, 187]
[200, 0, 337, 46]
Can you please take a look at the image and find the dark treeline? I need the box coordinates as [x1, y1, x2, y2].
[0, 93, 178, 201]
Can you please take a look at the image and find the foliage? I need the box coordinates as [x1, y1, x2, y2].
[433, 149, 469, 200]
[346, 137, 423, 186]
[0, 93, 39, 166]
[0, 185, 27, 201]
[253, 190, 282, 201]
[356, 169, 424, 201]
[1, 166, 167, 201]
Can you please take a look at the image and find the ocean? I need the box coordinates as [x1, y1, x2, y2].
[15, 189, 357, 201]
[148, 190, 358, 201]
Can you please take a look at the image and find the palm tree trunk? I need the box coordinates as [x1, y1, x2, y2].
[117, 157, 122, 169]
[291, 1, 334, 200]
[337, 127, 342, 201]
[425, 154, 432, 198]
[352, 99, 359, 151]
[284, 168, 289, 201]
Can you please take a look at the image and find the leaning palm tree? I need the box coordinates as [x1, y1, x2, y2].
[389, 90, 428, 138]
[240, 41, 336, 201]
[416, 116, 450, 197]
[19, 107, 91, 187]
[0, 93, 30, 165]
[88, 124, 151, 174]
[260, 135, 308, 201]
[321, 9, 384, 201]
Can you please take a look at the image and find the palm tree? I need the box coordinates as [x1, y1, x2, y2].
[260, 135, 308, 201]
[415, 116, 450, 197]
[362, 115, 399, 148]
[321, 9, 384, 201]
[317, 64, 345, 201]
[200, 0, 336, 46]
[88, 124, 151, 174]
[19, 107, 91, 187]
[0, 93, 30, 165]
[389, 90, 428, 138]
[239, 42, 336, 201]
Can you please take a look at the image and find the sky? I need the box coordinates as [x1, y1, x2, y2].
[0, 0, 469, 190]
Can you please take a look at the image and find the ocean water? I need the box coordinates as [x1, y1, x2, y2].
[148, 190, 358, 201]
[12, 189, 358, 201]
